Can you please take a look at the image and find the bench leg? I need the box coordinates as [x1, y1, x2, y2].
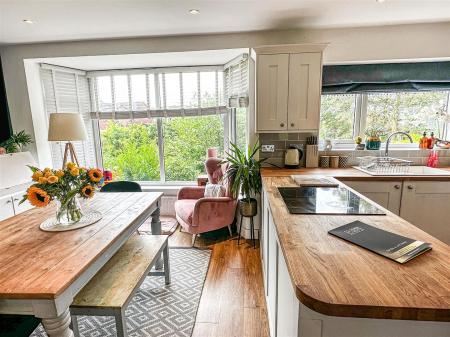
[114, 309, 128, 337]
[163, 243, 171, 285]
[70, 315, 80, 337]
[151, 207, 163, 270]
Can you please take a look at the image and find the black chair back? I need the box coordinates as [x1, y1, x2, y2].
[100, 181, 142, 192]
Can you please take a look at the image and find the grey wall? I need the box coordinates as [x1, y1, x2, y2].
[1, 22, 450, 160]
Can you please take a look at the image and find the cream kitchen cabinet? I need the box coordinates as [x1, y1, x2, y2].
[255, 44, 326, 133]
[0, 195, 15, 221]
[0, 188, 33, 222]
[343, 180, 402, 215]
[400, 181, 450, 244]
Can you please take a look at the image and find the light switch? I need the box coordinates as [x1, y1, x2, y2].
[261, 145, 275, 152]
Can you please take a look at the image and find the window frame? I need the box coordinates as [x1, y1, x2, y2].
[322, 91, 450, 149]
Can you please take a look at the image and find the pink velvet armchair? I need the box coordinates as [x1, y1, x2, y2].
[175, 158, 237, 245]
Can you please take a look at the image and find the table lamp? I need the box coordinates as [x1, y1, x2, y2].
[48, 113, 87, 168]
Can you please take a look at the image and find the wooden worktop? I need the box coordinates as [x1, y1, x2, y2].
[261, 166, 450, 181]
[262, 175, 450, 321]
[0, 192, 162, 300]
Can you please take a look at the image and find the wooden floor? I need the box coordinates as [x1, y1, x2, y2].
[168, 228, 269, 337]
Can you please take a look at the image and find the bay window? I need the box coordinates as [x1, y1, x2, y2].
[40, 56, 248, 183]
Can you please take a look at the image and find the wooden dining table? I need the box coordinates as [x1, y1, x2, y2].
[0, 192, 163, 337]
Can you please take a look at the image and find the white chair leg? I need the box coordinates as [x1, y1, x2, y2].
[227, 224, 233, 237]
[191, 234, 197, 247]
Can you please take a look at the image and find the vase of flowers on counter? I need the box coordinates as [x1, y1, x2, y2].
[20, 162, 103, 226]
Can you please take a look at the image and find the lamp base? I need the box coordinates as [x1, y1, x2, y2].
[62, 142, 80, 169]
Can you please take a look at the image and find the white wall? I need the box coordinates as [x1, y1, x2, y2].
[1, 22, 450, 162]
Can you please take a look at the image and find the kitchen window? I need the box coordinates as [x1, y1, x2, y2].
[320, 91, 450, 146]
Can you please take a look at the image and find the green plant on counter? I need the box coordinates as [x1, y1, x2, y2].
[0, 130, 33, 153]
[364, 126, 385, 141]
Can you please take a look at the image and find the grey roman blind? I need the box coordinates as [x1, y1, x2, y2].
[40, 64, 97, 169]
[88, 66, 227, 119]
[322, 61, 450, 94]
[224, 54, 249, 108]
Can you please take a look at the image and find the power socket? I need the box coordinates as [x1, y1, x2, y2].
[261, 144, 275, 152]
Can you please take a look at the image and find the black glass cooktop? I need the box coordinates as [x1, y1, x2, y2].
[278, 186, 386, 215]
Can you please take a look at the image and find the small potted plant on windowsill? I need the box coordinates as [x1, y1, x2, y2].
[365, 127, 384, 150]
[223, 142, 266, 218]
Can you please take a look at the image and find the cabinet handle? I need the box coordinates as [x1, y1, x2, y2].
[280, 122, 285, 127]
[407, 185, 414, 190]
[290, 123, 294, 127]
[6, 200, 12, 204]
[13, 198, 20, 202]
[394, 184, 400, 189]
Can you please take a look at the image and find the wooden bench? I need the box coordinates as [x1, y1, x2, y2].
[70, 234, 170, 337]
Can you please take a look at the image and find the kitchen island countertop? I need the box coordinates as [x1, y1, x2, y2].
[262, 174, 450, 321]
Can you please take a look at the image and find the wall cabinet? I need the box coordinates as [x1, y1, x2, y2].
[343, 180, 450, 244]
[343, 181, 402, 215]
[400, 181, 450, 244]
[255, 44, 326, 133]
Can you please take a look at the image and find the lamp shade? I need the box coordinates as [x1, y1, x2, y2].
[48, 113, 87, 141]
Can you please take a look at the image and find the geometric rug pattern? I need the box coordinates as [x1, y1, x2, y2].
[30, 248, 211, 337]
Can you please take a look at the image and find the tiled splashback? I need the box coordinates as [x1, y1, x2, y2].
[258, 133, 450, 167]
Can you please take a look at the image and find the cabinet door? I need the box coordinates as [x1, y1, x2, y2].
[257, 54, 289, 131]
[277, 248, 299, 337]
[0, 196, 15, 221]
[400, 181, 450, 244]
[287, 53, 322, 131]
[343, 181, 402, 215]
[12, 192, 33, 215]
[267, 213, 279, 337]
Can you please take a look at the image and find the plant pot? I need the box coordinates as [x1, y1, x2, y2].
[366, 139, 381, 150]
[239, 198, 257, 217]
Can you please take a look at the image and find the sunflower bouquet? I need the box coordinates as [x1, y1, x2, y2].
[21, 162, 103, 225]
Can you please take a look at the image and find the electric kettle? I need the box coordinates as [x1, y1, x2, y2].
[284, 146, 303, 169]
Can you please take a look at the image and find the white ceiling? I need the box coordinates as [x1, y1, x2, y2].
[1, 0, 449, 44]
[33, 49, 248, 71]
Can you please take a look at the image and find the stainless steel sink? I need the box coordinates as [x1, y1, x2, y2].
[354, 165, 450, 176]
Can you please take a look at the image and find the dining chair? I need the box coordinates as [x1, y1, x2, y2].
[100, 181, 142, 192]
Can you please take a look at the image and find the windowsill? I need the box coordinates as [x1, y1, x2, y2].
[139, 182, 197, 196]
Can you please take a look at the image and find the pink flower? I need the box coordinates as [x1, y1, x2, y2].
[0, 147, 6, 155]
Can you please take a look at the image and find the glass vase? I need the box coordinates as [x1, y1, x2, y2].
[55, 197, 83, 225]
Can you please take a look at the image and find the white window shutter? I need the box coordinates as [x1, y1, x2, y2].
[40, 66, 97, 169]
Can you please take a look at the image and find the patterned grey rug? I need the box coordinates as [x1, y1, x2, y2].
[31, 248, 211, 337]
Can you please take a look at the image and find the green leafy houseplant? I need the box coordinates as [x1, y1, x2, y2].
[223, 142, 266, 216]
[0, 130, 33, 153]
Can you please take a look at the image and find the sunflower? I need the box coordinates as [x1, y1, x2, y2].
[27, 187, 50, 207]
[70, 167, 80, 176]
[38, 177, 48, 184]
[88, 169, 103, 183]
[81, 185, 95, 198]
[44, 170, 53, 178]
[55, 170, 65, 178]
[66, 162, 76, 170]
[32, 170, 43, 181]
[47, 175, 59, 184]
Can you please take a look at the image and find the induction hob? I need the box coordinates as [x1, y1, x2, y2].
[278, 186, 386, 215]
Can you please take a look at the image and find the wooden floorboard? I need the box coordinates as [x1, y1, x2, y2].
[168, 227, 269, 337]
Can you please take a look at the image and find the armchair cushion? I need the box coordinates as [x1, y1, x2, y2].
[204, 183, 225, 198]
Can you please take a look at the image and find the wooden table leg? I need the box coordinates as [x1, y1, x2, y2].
[41, 308, 74, 337]
[151, 206, 163, 269]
